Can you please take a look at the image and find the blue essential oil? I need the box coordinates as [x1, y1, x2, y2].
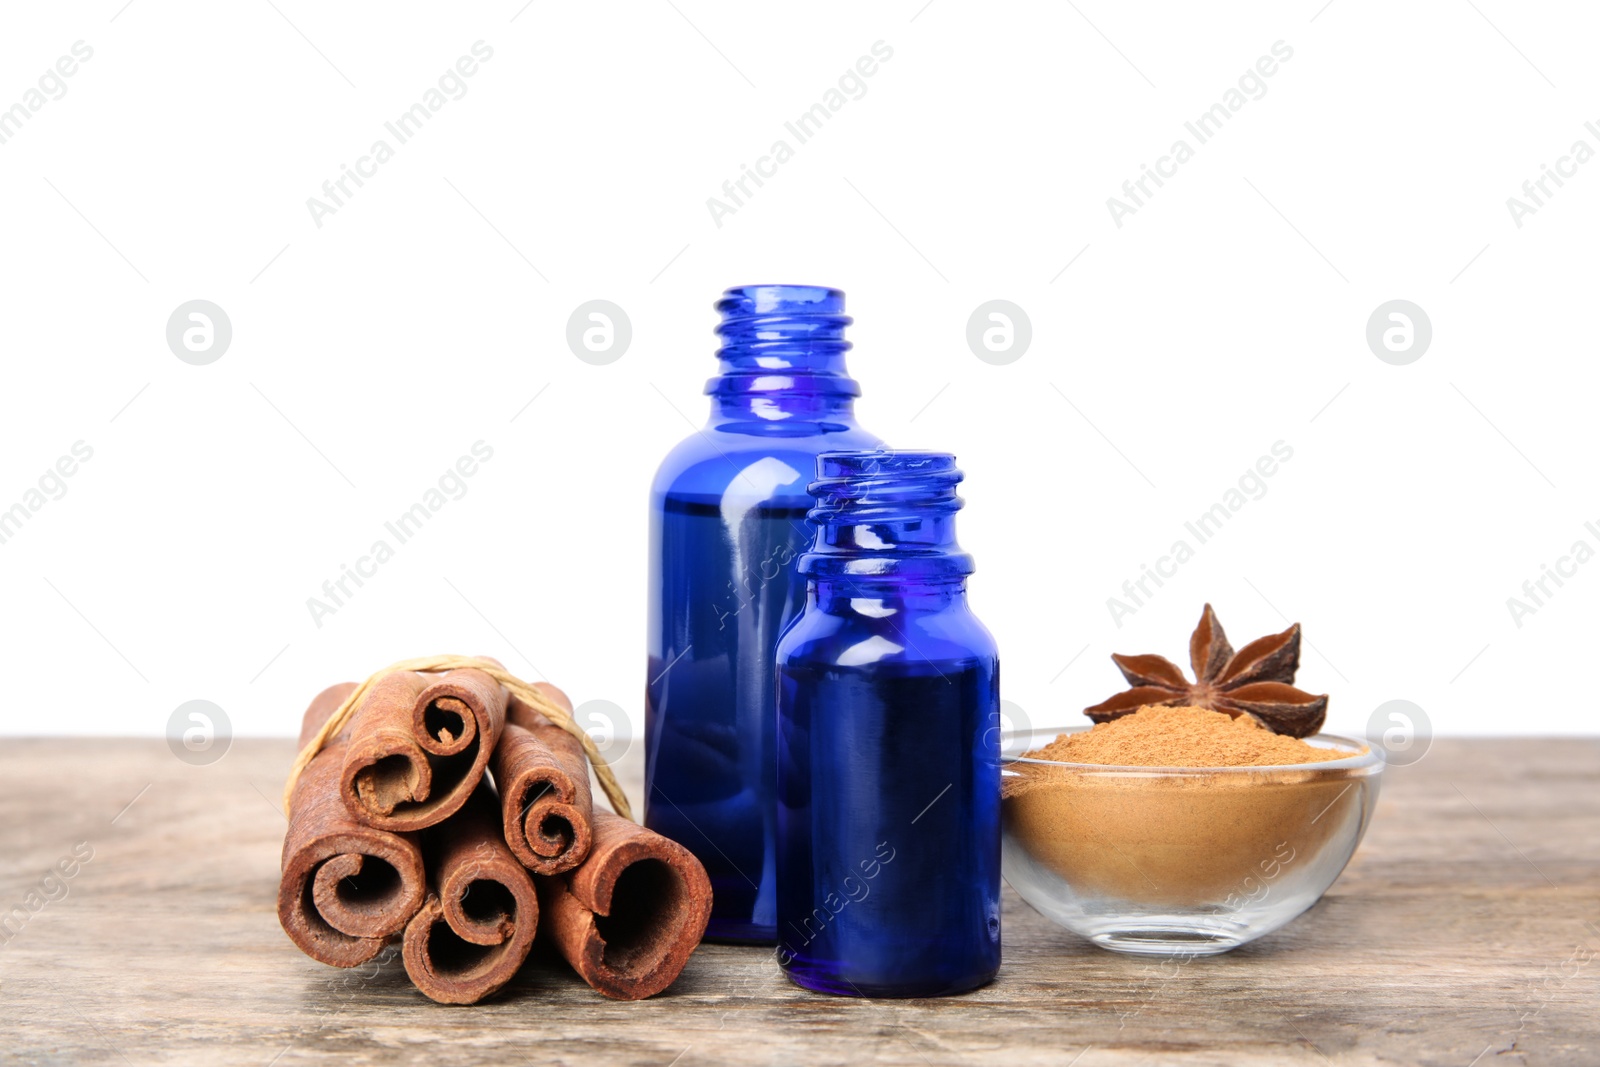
[644, 286, 881, 943]
[775, 451, 1001, 997]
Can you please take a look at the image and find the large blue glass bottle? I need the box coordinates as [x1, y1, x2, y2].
[645, 285, 881, 943]
[775, 451, 1000, 996]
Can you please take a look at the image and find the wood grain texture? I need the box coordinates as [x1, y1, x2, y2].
[0, 738, 1596, 1066]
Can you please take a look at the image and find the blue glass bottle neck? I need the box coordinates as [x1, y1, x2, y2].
[707, 388, 862, 424]
[705, 343, 862, 423]
[812, 577, 969, 613]
[707, 284, 862, 426]
[799, 451, 975, 581]
[800, 523, 974, 580]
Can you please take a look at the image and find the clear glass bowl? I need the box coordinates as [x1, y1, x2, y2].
[1001, 725, 1382, 956]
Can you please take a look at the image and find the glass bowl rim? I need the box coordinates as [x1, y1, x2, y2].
[1000, 724, 1384, 774]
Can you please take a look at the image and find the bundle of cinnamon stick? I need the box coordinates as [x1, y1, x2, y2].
[278, 664, 711, 1004]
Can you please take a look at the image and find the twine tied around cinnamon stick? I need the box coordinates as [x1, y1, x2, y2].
[281, 655, 633, 821]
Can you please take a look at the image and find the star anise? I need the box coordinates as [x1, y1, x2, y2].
[1083, 604, 1328, 737]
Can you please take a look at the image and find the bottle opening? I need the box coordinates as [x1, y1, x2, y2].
[816, 450, 960, 483]
[718, 284, 845, 318]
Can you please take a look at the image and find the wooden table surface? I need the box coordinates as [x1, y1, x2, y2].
[2, 738, 1596, 1066]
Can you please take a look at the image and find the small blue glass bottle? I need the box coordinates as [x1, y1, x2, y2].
[775, 451, 1000, 997]
[645, 285, 881, 943]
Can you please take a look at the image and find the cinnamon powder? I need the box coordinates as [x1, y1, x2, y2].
[1026, 705, 1338, 767]
[1002, 706, 1369, 906]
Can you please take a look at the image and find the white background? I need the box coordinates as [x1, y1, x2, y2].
[1, 0, 1595, 747]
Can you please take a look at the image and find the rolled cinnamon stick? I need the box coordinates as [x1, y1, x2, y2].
[339, 667, 507, 831]
[536, 810, 712, 1000]
[491, 684, 594, 875]
[280, 683, 427, 967]
[401, 783, 540, 1004]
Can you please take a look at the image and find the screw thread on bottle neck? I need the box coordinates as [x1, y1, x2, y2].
[707, 285, 861, 402]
